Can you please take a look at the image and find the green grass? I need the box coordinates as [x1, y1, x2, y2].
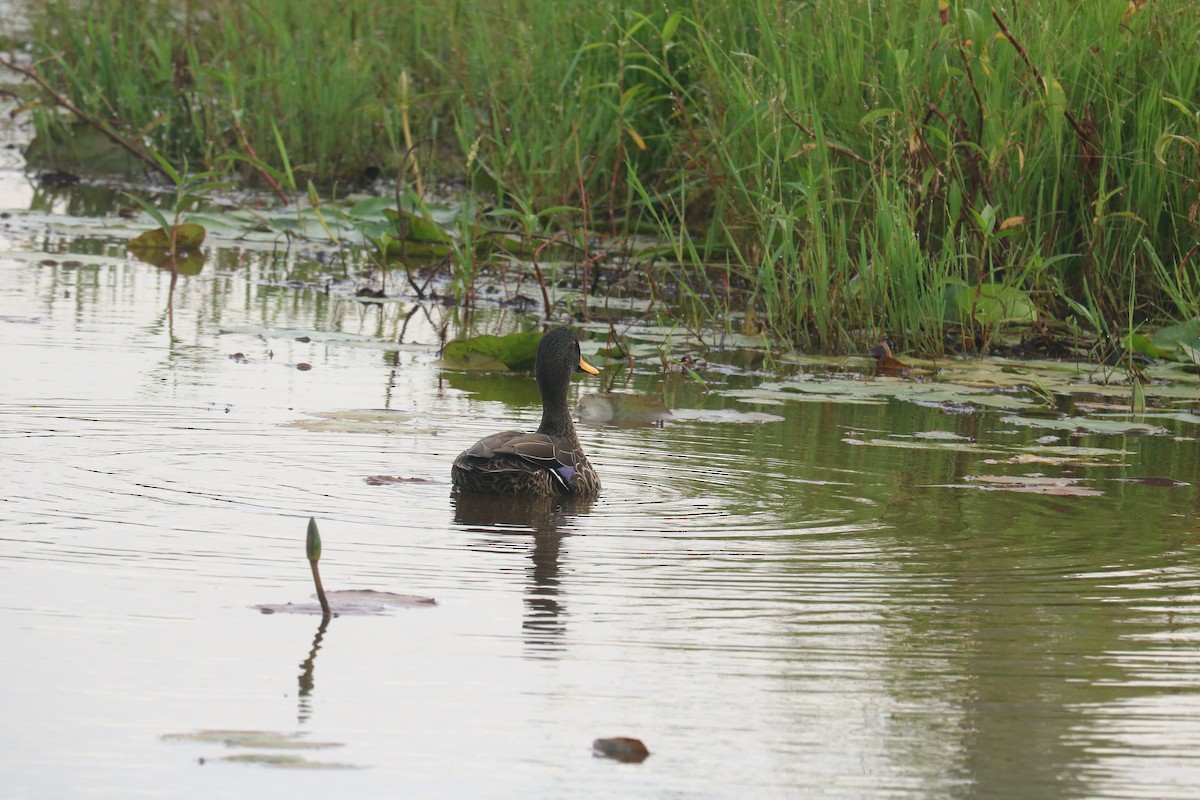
[13, 0, 1200, 355]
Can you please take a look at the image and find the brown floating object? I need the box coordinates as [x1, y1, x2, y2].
[592, 737, 650, 763]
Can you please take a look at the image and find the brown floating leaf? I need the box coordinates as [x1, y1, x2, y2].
[964, 474, 1103, 497]
[365, 475, 434, 486]
[593, 737, 650, 763]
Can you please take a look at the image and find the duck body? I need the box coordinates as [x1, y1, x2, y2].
[451, 328, 600, 497]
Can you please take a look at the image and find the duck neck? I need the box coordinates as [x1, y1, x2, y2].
[536, 382, 576, 439]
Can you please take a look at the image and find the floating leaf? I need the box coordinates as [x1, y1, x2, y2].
[960, 475, 1102, 496]
[255, 589, 436, 616]
[1114, 476, 1189, 487]
[221, 753, 361, 770]
[162, 730, 341, 750]
[998, 415, 1169, 436]
[282, 410, 440, 435]
[364, 475, 434, 485]
[441, 332, 543, 371]
[128, 223, 207, 250]
[668, 408, 784, 424]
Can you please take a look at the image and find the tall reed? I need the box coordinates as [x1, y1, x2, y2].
[17, 0, 1200, 353]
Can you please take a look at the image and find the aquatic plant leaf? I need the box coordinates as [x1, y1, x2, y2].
[442, 332, 542, 370]
[1115, 476, 1189, 487]
[841, 436, 994, 453]
[364, 475, 435, 485]
[998, 415, 1170, 435]
[669, 408, 785, 424]
[281, 410, 440, 434]
[162, 730, 341, 749]
[1127, 331, 1176, 360]
[1150, 318, 1200, 354]
[381, 207, 453, 244]
[128, 223, 207, 250]
[577, 392, 672, 425]
[961, 474, 1103, 496]
[256, 589, 436, 616]
[221, 753, 361, 769]
[943, 282, 1037, 325]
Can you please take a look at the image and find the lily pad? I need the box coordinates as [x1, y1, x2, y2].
[1149, 318, 1200, 357]
[669, 408, 784, 424]
[381, 207, 453, 244]
[960, 474, 1103, 496]
[162, 730, 341, 750]
[128, 223, 207, 250]
[256, 589, 436, 616]
[441, 332, 543, 371]
[221, 753, 361, 770]
[282, 410, 439, 434]
[998, 415, 1170, 436]
[1114, 476, 1190, 487]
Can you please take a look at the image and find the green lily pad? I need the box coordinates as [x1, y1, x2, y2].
[1149, 318, 1200, 355]
[128, 223, 207, 250]
[381, 207, 453, 244]
[441, 332, 543, 371]
[1127, 331, 1176, 361]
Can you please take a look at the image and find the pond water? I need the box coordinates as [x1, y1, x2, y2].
[5, 132, 1200, 798]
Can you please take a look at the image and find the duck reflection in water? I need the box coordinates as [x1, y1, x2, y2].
[452, 493, 594, 654]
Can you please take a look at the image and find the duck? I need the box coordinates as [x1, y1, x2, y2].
[451, 327, 601, 496]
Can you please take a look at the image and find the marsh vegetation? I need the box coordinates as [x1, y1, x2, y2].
[5, 0, 1200, 359]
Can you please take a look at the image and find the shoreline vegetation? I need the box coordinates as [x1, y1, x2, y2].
[3, 1, 1199, 360]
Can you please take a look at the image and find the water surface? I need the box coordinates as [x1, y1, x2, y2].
[4, 157, 1200, 799]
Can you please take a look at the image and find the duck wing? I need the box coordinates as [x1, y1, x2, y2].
[461, 431, 583, 491]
